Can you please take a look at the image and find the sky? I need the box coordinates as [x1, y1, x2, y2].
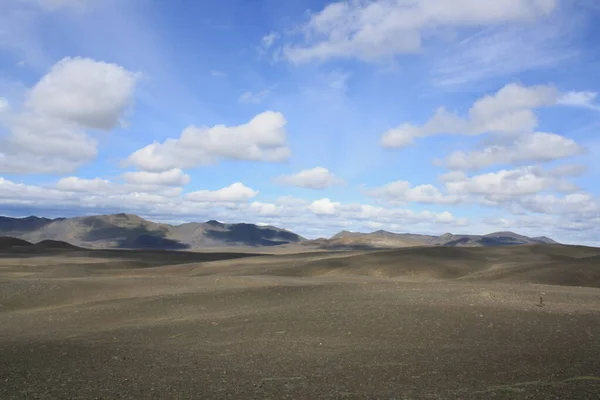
[1, 0, 600, 244]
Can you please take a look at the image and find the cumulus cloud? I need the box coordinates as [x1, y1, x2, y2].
[283, 0, 557, 63]
[0, 177, 74, 202]
[126, 111, 291, 172]
[381, 83, 558, 148]
[53, 176, 184, 197]
[238, 90, 270, 104]
[445, 132, 584, 170]
[366, 181, 461, 205]
[0, 112, 98, 174]
[275, 167, 343, 189]
[185, 182, 258, 203]
[0, 57, 138, 174]
[309, 198, 340, 215]
[444, 166, 578, 202]
[370, 166, 583, 207]
[121, 169, 190, 186]
[27, 57, 138, 130]
[56, 177, 112, 192]
[518, 192, 600, 215]
[250, 201, 287, 217]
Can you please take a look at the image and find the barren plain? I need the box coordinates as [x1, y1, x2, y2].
[1, 242, 599, 399]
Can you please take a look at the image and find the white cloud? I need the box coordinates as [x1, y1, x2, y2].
[0, 57, 137, 174]
[53, 176, 184, 197]
[370, 165, 583, 208]
[444, 166, 578, 201]
[122, 169, 190, 186]
[558, 91, 600, 111]
[518, 192, 600, 215]
[283, 0, 557, 63]
[126, 111, 291, 172]
[185, 182, 258, 203]
[381, 83, 558, 148]
[366, 181, 460, 205]
[0, 113, 98, 174]
[275, 167, 343, 189]
[56, 177, 112, 192]
[27, 57, 138, 130]
[309, 198, 340, 215]
[250, 201, 286, 217]
[0, 177, 74, 202]
[239, 90, 270, 104]
[445, 132, 584, 170]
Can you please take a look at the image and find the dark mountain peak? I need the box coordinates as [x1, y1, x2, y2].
[24, 216, 54, 222]
[205, 220, 224, 227]
[0, 215, 56, 232]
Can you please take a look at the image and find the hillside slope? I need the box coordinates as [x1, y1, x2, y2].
[256, 244, 600, 288]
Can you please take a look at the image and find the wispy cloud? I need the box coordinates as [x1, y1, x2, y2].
[280, 0, 557, 64]
[558, 91, 600, 111]
[430, 21, 579, 87]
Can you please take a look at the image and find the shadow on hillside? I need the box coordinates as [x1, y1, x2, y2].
[78, 217, 189, 250]
[205, 224, 299, 247]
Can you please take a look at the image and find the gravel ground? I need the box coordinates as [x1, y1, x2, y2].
[1, 250, 599, 399]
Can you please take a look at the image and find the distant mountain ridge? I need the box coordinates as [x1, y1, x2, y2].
[0, 214, 304, 250]
[0, 214, 557, 250]
[307, 229, 558, 250]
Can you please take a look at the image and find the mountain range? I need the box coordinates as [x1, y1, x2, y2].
[304, 229, 557, 250]
[0, 214, 557, 250]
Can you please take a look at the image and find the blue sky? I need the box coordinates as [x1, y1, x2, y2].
[1, 0, 600, 244]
